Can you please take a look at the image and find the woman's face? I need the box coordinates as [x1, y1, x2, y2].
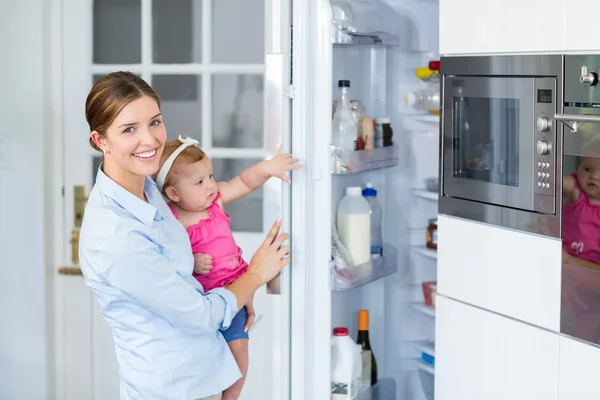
[95, 95, 167, 178]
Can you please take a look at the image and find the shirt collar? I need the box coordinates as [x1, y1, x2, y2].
[95, 167, 163, 226]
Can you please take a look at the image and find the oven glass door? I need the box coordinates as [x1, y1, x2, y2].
[443, 76, 535, 211]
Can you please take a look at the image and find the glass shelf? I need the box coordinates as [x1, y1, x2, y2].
[357, 377, 396, 400]
[414, 189, 438, 201]
[411, 245, 437, 260]
[331, 244, 397, 291]
[414, 114, 440, 124]
[330, 145, 398, 174]
[412, 302, 436, 317]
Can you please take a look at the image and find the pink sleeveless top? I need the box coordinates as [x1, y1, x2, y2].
[169, 193, 248, 291]
[562, 174, 600, 264]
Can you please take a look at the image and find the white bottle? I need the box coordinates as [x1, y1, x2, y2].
[337, 186, 371, 266]
[331, 327, 361, 399]
[332, 80, 359, 150]
[362, 183, 383, 256]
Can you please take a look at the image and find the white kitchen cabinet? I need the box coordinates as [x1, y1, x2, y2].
[439, 0, 566, 55]
[435, 296, 560, 400]
[565, 0, 600, 52]
[558, 336, 600, 399]
[437, 215, 562, 331]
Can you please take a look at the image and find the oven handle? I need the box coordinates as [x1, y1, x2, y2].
[554, 113, 600, 133]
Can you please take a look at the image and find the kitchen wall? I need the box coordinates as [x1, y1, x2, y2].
[0, 1, 52, 399]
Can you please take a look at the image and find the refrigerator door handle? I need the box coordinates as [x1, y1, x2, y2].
[264, 53, 292, 295]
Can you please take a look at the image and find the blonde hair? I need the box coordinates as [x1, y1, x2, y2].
[152, 139, 206, 194]
[85, 71, 160, 152]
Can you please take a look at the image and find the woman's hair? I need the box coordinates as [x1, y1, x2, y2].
[85, 71, 160, 152]
[153, 139, 206, 194]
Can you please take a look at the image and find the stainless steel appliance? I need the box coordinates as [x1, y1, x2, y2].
[439, 55, 563, 237]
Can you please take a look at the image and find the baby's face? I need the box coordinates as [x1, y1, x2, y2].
[172, 157, 217, 212]
[577, 156, 600, 200]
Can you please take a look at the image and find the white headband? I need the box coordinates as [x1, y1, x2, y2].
[155, 135, 200, 192]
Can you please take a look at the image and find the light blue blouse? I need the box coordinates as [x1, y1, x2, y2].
[79, 168, 241, 400]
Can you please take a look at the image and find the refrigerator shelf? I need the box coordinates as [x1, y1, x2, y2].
[413, 189, 438, 201]
[330, 243, 397, 291]
[330, 144, 398, 174]
[411, 302, 436, 317]
[411, 245, 437, 260]
[356, 377, 396, 400]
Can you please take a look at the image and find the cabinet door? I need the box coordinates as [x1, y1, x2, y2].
[559, 336, 600, 399]
[565, 0, 599, 51]
[437, 215, 562, 331]
[439, 0, 566, 54]
[435, 296, 560, 400]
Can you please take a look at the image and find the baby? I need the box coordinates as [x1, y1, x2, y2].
[153, 135, 300, 400]
[563, 155, 600, 263]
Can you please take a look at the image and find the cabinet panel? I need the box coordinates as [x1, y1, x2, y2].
[438, 215, 562, 331]
[559, 336, 600, 399]
[435, 296, 559, 400]
[565, 0, 599, 52]
[439, 0, 566, 55]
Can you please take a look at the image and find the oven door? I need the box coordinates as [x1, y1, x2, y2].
[442, 76, 553, 212]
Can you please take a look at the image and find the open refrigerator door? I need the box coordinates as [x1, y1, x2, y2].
[304, 0, 441, 398]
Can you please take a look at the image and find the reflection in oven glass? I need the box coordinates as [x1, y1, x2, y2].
[452, 96, 520, 187]
[561, 151, 600, 345]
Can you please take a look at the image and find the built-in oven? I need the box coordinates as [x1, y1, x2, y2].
[439, 55, 563, 237]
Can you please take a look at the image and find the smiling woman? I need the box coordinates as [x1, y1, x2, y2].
[77, 71, 291, 400]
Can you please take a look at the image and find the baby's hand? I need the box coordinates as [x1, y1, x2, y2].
[193, 253, 213, 275]
[266, 145, 301, 183]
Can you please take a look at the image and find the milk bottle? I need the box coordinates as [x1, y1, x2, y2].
[337, 186, 371, 266]
[331, 327, 361, 399]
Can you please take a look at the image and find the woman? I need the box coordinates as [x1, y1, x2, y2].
[78, 71, 290, 400]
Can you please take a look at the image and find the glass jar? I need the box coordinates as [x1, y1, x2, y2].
[426, 218, 438, 250]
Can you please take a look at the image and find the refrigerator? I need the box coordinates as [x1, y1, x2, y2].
[262, 0, 440, 399]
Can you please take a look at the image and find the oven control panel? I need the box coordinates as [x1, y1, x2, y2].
[533, 78, 557, 214]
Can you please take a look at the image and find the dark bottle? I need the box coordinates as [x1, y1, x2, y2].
[357, 309, 377, 386]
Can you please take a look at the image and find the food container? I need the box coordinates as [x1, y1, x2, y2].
[426, 218, 438, 250]
[422, 281, 437, 307]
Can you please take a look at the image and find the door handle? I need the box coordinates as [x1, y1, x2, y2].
[554, 113, 600, 133]
[264, 53, 292, 295]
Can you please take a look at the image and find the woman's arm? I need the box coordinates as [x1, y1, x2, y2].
[218, 147, 300, 204]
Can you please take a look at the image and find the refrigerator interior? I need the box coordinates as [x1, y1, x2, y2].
[328, 0, 439, 399]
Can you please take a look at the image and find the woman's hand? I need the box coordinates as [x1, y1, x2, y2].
[246, 219, 290, 285]
[193, 253, 213, 275]
[265, 145, 301, 184]
[244, 295, 256, 333]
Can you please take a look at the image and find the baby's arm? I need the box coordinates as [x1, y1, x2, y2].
[218, 146, 300, 205]
[563, 174, 580, 206]
[194, 253, 213, 275]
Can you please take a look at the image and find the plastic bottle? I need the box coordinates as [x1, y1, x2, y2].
[405, 79, 440, 115]
[331, 327, 361, 400]
[337, 186, 371, 266]
[362, 183, 383, 256]
[332, 80, 359, 150]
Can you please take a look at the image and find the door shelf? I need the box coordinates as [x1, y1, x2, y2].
[412, 302, 436, 317]
[417, 359, 435, 375]
[330, 144, 398, 174]
[357, 377, 396, 400]
[330, 244, 397, 291]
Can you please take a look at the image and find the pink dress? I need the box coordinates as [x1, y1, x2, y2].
[562, 174, 600, 264]
[169, 193, 248, 291]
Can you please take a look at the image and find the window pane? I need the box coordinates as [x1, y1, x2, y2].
[152, 0, 202, 63]
[93, 0, 142, 64]
[212, 158, 263, 232]
[152, 75, 202, 142]
[212, 75, 264, 148]
[212, 0, 264, 63]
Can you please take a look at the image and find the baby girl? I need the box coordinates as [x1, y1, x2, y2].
[154, 136, 300, 400]
[563, 155, 600, 263]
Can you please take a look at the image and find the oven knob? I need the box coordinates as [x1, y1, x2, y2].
[537, 140, 550, 155]
[580, 66, 598, 86]
[536, 117, 549, 132]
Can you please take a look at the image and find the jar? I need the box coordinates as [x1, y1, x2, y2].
[426, 218, 437, 250]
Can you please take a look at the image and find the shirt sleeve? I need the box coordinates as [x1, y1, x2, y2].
[104, 229, 239, 335]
